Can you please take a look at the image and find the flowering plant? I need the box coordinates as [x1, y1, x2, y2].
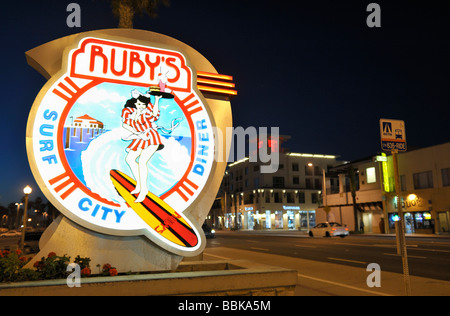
[74, 255, 91, 270]
[101, 263, 119, 276]
[33, 252, 71, 280]
[81, 267, 91, 277]
[0, 249, 35, 282]
[1, 249, 119, 282]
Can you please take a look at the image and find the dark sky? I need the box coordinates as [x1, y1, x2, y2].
[1, 0, 449, 205]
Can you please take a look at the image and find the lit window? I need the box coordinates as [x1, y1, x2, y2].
[366, 167, 376, 184]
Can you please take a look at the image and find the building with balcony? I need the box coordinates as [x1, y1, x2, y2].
[316, 142, 450, 235]
[211, 136, 343, 230]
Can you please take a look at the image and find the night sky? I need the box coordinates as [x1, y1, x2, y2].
[0, 0, 449, 205]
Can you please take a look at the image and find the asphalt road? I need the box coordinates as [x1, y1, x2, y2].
[206, 231, 450, 282]
[0, 236, 20, 251]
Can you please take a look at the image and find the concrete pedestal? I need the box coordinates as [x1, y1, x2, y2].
[25, 215, 182, 273]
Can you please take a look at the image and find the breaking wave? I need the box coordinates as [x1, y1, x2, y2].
[81, 128, 191, 203]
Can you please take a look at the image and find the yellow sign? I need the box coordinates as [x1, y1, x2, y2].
[381, 153, 391, 192]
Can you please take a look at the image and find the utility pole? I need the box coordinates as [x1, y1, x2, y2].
[347, 165, 360, 232]
[19, 186, 32, 251]
[392, 149, 411, 296]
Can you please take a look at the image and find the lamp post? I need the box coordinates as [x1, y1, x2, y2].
[19, 185, 32, 250]
[15, 202, 22, 230]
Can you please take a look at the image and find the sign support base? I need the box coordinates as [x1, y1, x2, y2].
[25, 215, 183, 273]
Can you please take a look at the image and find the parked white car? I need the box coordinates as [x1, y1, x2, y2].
[0, 231, 21, 238]
[309, 222, 349, 238]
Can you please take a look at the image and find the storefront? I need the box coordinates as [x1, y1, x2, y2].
[244, 208, 255, 230]
[387, 193, 436, 234]
[224, 212, 242, 229]
[299, 210, 316, 230]
[388, 211, 434, 234]
[234, 206, 316, 231]
[287, 211, 295, 229]
[274, 211, 283, 229]
[438, 211, 450, 233]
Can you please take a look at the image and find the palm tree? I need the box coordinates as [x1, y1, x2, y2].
[109, 0, 170, 28]
[347, 165, 362, 232]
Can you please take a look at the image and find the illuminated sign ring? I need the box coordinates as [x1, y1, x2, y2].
[26, 35, 222, 257]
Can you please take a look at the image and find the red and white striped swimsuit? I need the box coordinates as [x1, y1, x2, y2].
[122, 105, 162, 152]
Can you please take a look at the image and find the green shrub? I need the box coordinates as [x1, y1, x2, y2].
[0, 249, 37, 282]
[33, 252, 71, 280]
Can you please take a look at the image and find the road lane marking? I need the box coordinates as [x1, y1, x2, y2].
[332, 242, 364, 247]
[430, 241, 450, 246]
[417, 248, 450, 253]
[250, 247, 270, 251]
[383, 253, 427, 259]
[296, 273, 393, 296]
[327, 257, 368, 265]
[295, 244, 317, 248]
[373, 244, 418, 248]
[203, 253, 231, 260]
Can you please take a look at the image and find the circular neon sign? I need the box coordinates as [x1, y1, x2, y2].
[27, 36, 217, 256]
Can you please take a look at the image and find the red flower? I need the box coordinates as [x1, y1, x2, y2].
[81, 267, 91, 276]
[102, 263, 111, 272]
[109, 268, 118, 276]
[33, 260, 44, 269]
[15, 249, 22, 256]
[19, 256, 28, 262]
[47, 252, 56, 258]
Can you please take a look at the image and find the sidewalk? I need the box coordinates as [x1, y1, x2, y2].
[204, 242, 450, 296]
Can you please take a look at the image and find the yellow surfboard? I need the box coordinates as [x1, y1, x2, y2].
[110, 169, 198, 248]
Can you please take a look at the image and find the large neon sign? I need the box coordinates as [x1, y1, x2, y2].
[26, 34, 225, 257]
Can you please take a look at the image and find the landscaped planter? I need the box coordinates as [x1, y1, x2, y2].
[0, 260, 297, 296]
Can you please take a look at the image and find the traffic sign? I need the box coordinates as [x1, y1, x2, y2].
[380, 118, 407, 152]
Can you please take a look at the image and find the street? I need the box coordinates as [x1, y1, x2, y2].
[204, 231, 450, 296]
[0, 236, 20, 251]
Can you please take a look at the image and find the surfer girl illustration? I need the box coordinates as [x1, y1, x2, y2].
[121, 89, 164, 203]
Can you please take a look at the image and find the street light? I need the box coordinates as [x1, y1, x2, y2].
[15, 202, 22, 230]
[19, 185, 32, 250]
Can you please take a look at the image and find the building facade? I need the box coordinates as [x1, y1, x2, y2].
[317, 142, 450, 235]
[64, 114, 105, 149]
[73, 114, 104, 129]
[214, 150, 342, 231]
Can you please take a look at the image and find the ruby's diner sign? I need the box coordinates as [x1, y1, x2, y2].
[26, 32, 235, 257]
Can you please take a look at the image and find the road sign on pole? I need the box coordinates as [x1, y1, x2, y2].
[380, 119, 407, 152]
[380, 118, 411, 295]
